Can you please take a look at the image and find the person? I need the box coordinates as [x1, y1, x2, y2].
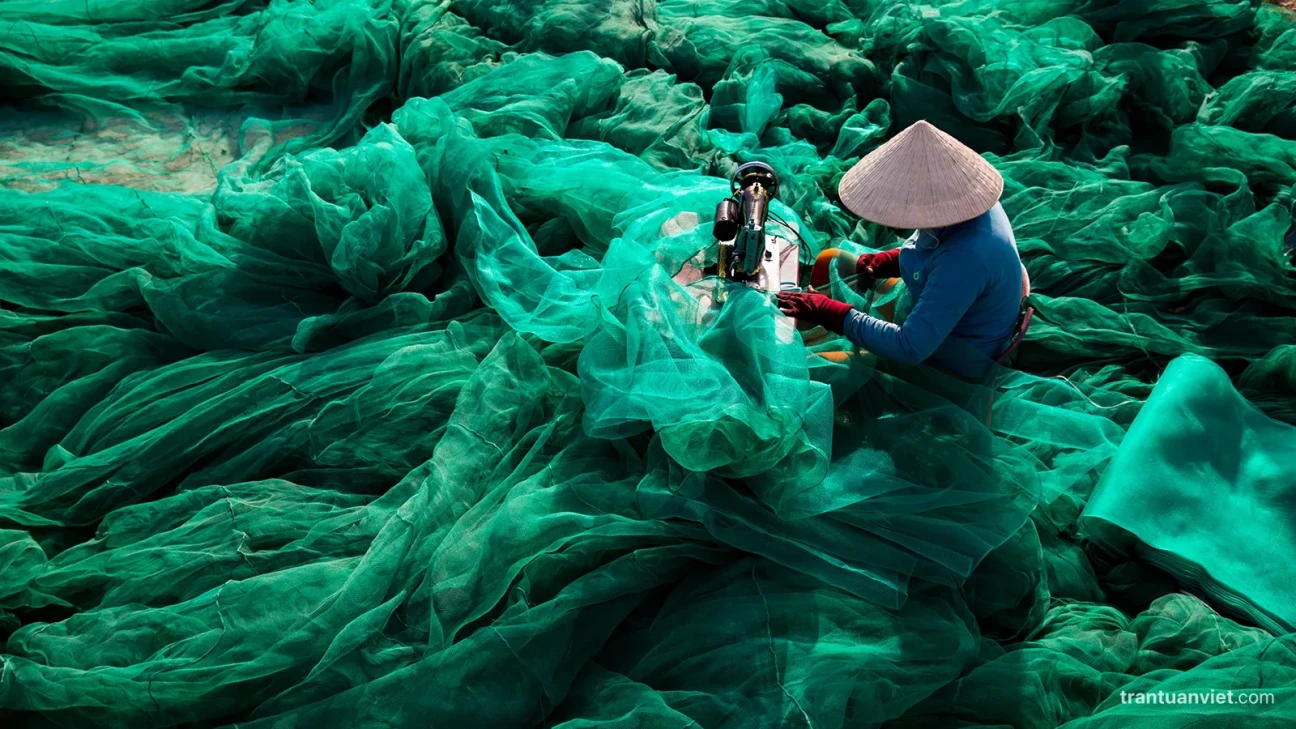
[777, 120, 1029, 380]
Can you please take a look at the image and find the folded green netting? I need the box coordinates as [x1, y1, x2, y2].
[0, 0, 399, 164]
[0, 108, 251, 193]
[890, 593, 1293, 729]
[1081, 354, 1296, 634]
[4, 0, 1296, 726]
[567, 560, 980, 729]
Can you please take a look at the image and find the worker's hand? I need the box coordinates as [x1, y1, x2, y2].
[776, 291, 853, 335]
[854, 253, 882, 289]
[855, 249, 901, 290]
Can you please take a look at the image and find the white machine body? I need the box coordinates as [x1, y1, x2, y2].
[745, 232, 800, 293]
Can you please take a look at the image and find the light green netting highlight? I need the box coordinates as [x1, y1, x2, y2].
[1082, 354, 1296, 634]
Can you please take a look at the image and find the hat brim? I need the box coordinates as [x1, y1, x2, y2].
[837, 121, 1005, 229]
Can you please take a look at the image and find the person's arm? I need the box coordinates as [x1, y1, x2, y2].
[841, 251, 983, 365]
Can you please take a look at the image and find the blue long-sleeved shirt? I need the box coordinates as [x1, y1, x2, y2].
[843, 203, 1024, 379]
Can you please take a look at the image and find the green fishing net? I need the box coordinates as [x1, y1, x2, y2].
[1081, 354, 1296, 635]
[2, 0, 1296, 727]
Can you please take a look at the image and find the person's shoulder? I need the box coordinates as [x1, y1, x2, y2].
[958, 205, 1004, 234]
[933, 223, 996, 272]
[934, 236, 985, 263]
[948, 206, 1012, 247]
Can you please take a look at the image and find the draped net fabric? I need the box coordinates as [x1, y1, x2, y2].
[2, 0, 1296, 727]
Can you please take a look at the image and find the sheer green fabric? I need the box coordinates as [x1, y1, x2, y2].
[1082, 354, 1296, 634]
[3, 0, 1296, 727]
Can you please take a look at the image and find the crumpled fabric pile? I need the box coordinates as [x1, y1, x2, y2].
[2, 0, 1295, 726]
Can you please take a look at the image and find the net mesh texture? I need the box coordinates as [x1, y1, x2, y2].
[2, 0, 1296, 727]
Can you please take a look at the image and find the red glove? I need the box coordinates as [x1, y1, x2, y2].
[855, 248, 901, 287]
[776, 291, 853, 334]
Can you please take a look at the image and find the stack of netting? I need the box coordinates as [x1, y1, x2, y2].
[2, 0, 1296, 726]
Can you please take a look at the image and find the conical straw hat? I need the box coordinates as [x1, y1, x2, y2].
[837, 120, 1004, 229]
